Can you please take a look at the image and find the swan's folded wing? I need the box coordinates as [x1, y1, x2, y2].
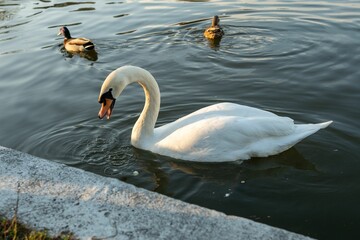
[184, 102, 278, 119]
[156, 103, 278, 138]
[153, 116, 296, 161]
[235, 116, 295, 138]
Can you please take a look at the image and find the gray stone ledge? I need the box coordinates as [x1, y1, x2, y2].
[0, 146, 312, 240]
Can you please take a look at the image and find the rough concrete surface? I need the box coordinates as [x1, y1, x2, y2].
[0, 146, 312, 240]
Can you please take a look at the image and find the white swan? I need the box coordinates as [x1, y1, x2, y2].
[98, 66, 332, 162]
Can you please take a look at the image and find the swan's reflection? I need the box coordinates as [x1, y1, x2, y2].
[167, 147, 316, 182]
[124, 146, 317, 196]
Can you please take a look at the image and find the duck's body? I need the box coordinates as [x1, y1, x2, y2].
[58, 26, 95, 52]
[204, 15, 224, 40]
[98, 66, 332, 162]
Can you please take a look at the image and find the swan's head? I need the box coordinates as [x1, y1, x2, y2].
[98, 68, 129, 119]
[98, 65, 158, 120]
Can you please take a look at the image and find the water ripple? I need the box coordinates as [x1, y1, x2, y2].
[1, 1, 359, 239]
[34, 2, 95, 10]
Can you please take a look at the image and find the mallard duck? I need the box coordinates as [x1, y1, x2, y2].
[57, 26, 95, 52]
[204, 15, 224, 40]
[97, 66, 332, 162]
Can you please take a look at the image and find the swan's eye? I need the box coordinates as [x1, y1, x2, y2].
[99, 89, 115, 105]
[99, 95, 105, 104]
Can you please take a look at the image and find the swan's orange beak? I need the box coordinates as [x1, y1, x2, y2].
[98, 98, 114, 120]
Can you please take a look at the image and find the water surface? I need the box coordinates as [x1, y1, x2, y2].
[1, 0, 359, 239]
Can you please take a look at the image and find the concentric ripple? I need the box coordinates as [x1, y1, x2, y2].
[1, 1, 360, 239]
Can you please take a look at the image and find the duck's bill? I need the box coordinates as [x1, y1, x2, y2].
[98, 99, 115, 120]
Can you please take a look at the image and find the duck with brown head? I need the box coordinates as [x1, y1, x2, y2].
[204, 15, 224, 40]
[58, 26, 95, 52]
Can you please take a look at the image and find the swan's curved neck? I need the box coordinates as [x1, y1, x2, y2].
[130, 70, 160, 148]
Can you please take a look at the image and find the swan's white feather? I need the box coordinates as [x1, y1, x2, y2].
[152, 103, 331, 161]
[98, 66, 332, 162]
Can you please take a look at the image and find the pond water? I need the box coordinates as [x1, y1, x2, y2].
[1, 0, 359, 239]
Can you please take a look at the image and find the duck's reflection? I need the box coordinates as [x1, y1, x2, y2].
[206, 37, 222, 50]
[62, 47, 98, 61]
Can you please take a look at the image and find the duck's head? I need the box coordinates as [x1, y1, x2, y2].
[57, 26, 71, 39]
[211, 15, 220, 27]
[97, 69, 129, 119]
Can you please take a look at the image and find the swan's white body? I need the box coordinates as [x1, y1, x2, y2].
[98, 66, 332, 162]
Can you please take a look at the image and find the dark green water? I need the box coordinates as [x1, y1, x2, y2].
[1, 0, 359, 239]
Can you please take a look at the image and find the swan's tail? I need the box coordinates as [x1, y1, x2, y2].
[296, 121, 332, 137]
[316, 120, 333, 129]
[293, 120, 332, 142]
[245, 120, 333, 159]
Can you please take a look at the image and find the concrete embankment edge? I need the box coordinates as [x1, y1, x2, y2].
[0, 146, 312, 240]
